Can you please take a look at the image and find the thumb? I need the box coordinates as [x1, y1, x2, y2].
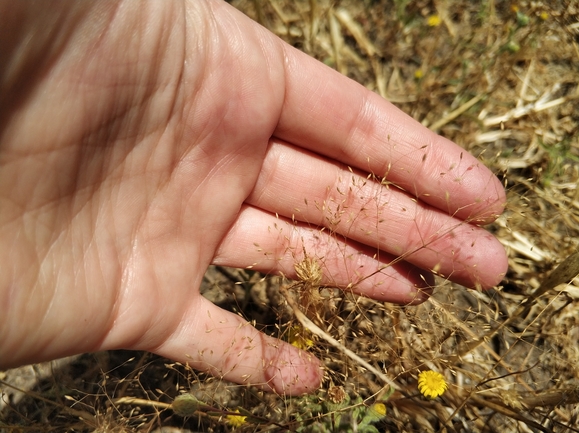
[152, 297, 323, 395]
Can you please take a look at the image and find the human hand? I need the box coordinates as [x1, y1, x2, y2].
[0, 0, 506, 395]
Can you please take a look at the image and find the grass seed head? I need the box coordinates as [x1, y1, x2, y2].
[327, 385, 348, 404]
[294, 254, 323, 287]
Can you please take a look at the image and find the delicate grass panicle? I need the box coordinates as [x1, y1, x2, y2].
[2, 1, 579, 432]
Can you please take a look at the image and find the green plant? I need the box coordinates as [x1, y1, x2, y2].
[292, 388, 391, 433]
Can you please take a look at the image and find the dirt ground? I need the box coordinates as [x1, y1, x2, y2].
[2, 1, 579, 432]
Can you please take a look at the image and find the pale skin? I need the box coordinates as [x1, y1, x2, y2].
[0, 0, 507, 395]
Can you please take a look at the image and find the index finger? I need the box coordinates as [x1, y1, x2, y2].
[275, 46, 505, 224]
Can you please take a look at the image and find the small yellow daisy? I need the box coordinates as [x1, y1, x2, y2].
[226, 410, 247, 428]
[426, 15, 441, 27]
[417, 370, 448, 399]
[288, 325, 314, 350]
[371, 402, 387, 416]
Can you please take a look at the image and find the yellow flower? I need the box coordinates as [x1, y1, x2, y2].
[427, 15, 441, 27]
[371, 402, 387, 416]
[540, 11, 549, 20]
[418, 370, 448, 399]
[414, 69, 424, 80]
[226, 410, 247, 428]
[288, 325, 314, 350]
